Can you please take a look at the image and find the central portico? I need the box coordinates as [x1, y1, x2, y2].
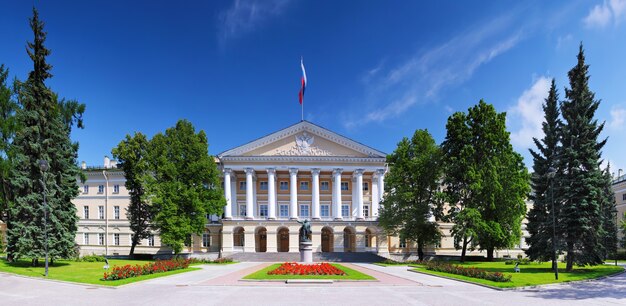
[217, 121, 389, 256]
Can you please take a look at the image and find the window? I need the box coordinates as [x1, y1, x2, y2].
[202, 233, 210, 247]
[239, 181, 246, 190]
[98, 185, 104, 194]
[364, 205, 370, 218]
[300, 204, 310, 217]
[113, 184, 120, 194]
[114, 206, 120, 219]
[342, 204, 350, 217]
[98, 233, 104, 246]
[321, 204, 330, 217]
[83, 185, 89, 194]
[300, 181, 309, 190]
[83, 206, 89, 219]
[279, 204, 289, 217]
[623, 193, 626, 201]
[341, 182, 349, 191]
[114, 233, 120, 246]
[279, 181, 289, 191]
[83, 233, 89, 245]
[259, 204, 268, 217]
[98, 206, 104, 220]
[260, 181, 268, 190]
[320, 181, 329, 191]
[239, 204, 246, 217]
[148, 235, 155, 246]
[399, 237, 407, 248]
[363, 182, 369, 191]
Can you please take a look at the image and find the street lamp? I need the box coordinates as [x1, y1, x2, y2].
[38, 159, 49, 277]
[547, 167, 558, 280]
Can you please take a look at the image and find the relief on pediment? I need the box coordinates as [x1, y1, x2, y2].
[243, 132, 368, 157]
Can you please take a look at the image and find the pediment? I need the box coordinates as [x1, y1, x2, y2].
[219, 121, 386, 158]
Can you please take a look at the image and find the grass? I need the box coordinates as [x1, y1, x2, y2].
[0, 259, 200, 286]
[243, 263, 376, 280]
[410, 261, 624, 288]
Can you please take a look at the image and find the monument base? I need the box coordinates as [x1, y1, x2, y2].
[299, 241, 313, 263]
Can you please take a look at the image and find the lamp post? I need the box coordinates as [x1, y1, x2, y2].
[38, 159, 49, 277]
[547, 167, 558, 280]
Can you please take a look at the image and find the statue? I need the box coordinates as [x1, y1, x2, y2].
[297, 219, 312, 242]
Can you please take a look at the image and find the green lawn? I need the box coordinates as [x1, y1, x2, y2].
[411, 261, 623, 288]
[0, 259, 200, 286]
[243, 263, 376, 280]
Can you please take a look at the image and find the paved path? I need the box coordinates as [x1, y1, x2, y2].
[0, 262, 625, 305]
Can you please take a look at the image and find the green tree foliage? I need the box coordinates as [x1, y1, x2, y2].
[378, 129, 443, 260]
[147, 120, 225, 254]
[442, 100, 530, 262]
[599, 165, 617, 260]
[526, 79, 561, 268]
[7, 8, 84, 263]
[558, 44, 607, 271]
[112, 133, 153, 257]
[0, 64, 18, 225]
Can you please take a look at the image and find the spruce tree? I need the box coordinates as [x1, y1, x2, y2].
[558, 43, 606, 271]
[599, 165, 617, 260]
[0, 64, 18, 225]
[526, 79, 561, 268]
[8, 8, 83, 263]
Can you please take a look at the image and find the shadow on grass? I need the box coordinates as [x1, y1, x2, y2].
[4, 260, 71, 268]
[528, 270, 626, 300]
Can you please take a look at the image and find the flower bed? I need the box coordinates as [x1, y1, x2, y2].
[267, 262, 346, 276]
[424, 261, 511, 282]
[102, 259, 191, 281]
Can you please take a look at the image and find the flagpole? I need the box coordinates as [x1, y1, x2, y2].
[301, 100, 304, 121]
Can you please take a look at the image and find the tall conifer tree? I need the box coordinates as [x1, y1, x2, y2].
[8, 8, 83, 263]
[526, 79, 561, 268]
[558, 43, 606, 271]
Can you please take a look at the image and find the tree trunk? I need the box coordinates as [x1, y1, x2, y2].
[460, 236, 468, 263]
[487, 248, 494, 261]
[566, 241, 574, 272]
[31, 258, 38, 267]
[129, 237, 138, 259]
[417, 240, 424, 261]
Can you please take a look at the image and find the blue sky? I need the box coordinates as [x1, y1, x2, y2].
[1, 1, 625, 175]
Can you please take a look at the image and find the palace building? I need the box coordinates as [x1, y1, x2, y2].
[70, 120, 531, 259]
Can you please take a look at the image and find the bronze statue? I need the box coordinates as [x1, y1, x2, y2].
[297, 219, 312, 242]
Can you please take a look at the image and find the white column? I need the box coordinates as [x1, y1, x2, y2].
[332, 168, 343, 220]
[289, 168, 298, 220]
[355, 169, 364, 220]
[230, 175, 237, 218]
[267, 168, 276, 220]
[223, 168, 232, 219]
[372, 172, 379, 219]
[375, 169, 385, 217]
[245, 168, 254, 219]
[311, 168, 321, 220]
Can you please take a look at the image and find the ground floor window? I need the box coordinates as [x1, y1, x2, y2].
[114, 233, 120, 246]
[399, 237, 407, 248]
[364, 205, 370, 218]
[202, 233, 210, 247]
[259, 204, 268, 217]
[98, 233, 104, 246]
[342, 204, 350, 217]
[321, 204, 330, 217]
[239, 204, 246, 217]
[279, 204, 289, 218]
[234, 228, 244, 246]
[83, 233, 89, 245]
[299, 204, 310, 217]
[148, 235, 155, 246]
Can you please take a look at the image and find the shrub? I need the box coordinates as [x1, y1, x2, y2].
[424, 261, 512, 283]
[102, 259, 191, 281]
[504, 260, 515, 265]
[187, 257, 234, 264]
[77, 254, 106, 262]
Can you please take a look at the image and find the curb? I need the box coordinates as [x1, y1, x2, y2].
[0, 271, 116, 289]
[407, 265, 626, 291]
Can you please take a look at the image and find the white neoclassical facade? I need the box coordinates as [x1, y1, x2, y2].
[218, 121, 389, 255]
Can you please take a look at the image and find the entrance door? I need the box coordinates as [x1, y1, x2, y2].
[278, 228, 289, 252]
[343, 228, 355, 252]
[256, 228, 267, 252]
[321, 227, 332, 252]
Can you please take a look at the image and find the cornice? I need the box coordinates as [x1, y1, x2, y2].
[220, 155, 386, 163]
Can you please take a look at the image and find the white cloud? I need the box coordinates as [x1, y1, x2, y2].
[556, 33, 573, 49]
[609, 105, 626, 129]
[344, 12, 526, 128]
[218, 0, 292, 41]
[508, 76, 551, 149]
[583, 0, 626, 28]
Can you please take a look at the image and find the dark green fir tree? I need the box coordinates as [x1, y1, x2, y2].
[525, 79, 561, 269]
[558, 43, 607, 271]
[8, 8, 84, 263]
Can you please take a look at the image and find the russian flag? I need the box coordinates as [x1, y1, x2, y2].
[299, 58, 307, 105]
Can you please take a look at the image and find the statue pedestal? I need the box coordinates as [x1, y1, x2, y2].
[299, 241, 313, 263]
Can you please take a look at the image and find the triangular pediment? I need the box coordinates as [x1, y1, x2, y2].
[218, 121, 386, 158]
